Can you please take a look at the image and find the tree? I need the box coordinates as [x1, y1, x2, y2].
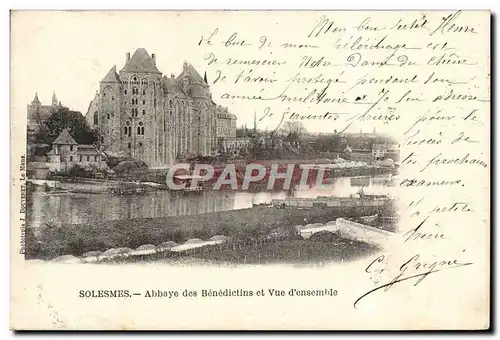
[35, 106, 98, 145]
[280, 121, 306, 146]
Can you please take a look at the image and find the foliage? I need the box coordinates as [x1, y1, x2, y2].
[25, 204, 389, 259]
[280, 121, 306, 145]
[35, 106, 98, 145]
[54, 164, 94, 178]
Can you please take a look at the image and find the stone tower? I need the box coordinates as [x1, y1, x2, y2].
[99, 65, 122, 152]
[85, 48, 225, 167]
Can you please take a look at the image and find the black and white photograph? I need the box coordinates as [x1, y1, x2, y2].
[10, 10, 490, 330]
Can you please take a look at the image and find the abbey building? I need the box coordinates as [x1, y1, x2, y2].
[85, 48, 236, 167]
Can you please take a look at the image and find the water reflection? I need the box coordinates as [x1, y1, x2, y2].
[27, 175, 396, 228]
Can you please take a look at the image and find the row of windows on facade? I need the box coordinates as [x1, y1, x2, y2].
[131, 98, 146, 105]
[93, 109, 146, 125]
[68, 155, 100, 162]
[124, 125, 145, 136]
[102, 89, 146, 100]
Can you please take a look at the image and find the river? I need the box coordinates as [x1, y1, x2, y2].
[27, 175, 396, 228]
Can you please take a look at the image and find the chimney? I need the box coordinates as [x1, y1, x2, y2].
[170, 74, 175, 79]
[151, 53, 156, 64]
[126, 52, 130, 61]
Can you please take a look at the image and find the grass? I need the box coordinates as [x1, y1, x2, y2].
[90, 237, 379, 265]
[27, 205, 389, 260]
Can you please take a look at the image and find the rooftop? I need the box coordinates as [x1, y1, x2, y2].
[52, 129, 77, 145]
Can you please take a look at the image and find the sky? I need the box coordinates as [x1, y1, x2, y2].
[12, 11, 488, 135]
[11, 11, 371, 134]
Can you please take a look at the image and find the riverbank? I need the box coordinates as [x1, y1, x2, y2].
[27, 204, 393, 260]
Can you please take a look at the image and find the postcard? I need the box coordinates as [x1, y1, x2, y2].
[10, 10, 490, 330]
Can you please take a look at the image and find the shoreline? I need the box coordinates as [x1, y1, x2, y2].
[26, 203, 395, 260]
[28, 165, 397, 195]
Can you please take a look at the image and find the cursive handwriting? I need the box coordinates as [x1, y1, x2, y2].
[355, 254, 473, 308]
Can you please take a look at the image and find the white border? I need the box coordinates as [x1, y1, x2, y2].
[3, 1, 497, 338]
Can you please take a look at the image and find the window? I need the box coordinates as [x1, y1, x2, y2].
[87, 156, 90, 161]
[79, 155, 83, 162]
[124, 90, 127, 95]
[138, 122, 145, 135]
[70, 145, 74, 151]
[70, 156, 73, 161]
[142, 90, 146, 95]
[107, 114, 110, 119]
[139, 142, 142, 147]
[124, 126, 127, 134]
[128, 142, 131, 148]
[93, 112, 98, 125]
[132, 87, 138, 95]
[133, 76, 138, 82]
[142, 110, 145, 115]
[111, 96, 114, 101]
[142, 99, 146, 105]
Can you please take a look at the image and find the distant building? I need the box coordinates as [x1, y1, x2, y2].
[219, 137, 253, 155]
[27, 92, 65, 142]
[48, 129, 103, 171]
[372, 142, 400, 161]
[216, 106, 237, 139]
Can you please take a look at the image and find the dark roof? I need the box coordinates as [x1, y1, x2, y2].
[162, 76, 183, 95]
[53, 129, 77, 145]
[177, 63, 208, 86]
[102, 65, 121, 83]
[121, 48, 161, 74]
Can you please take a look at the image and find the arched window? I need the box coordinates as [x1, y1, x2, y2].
[132, 76, 138, 82]
[137, 126, 141, 135]
[124, 89, 127, 95]
[142, 99, 145, 105]
[125, 121, 131, 136]
[142, 109, 145, 115]
[93, 112, 98, 125]
[142, 89, 146, 95]
[141, 127, 145, 135]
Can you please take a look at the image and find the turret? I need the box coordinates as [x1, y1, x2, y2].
[31, 92, 41, 106]
[52, 92, 58, 106]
